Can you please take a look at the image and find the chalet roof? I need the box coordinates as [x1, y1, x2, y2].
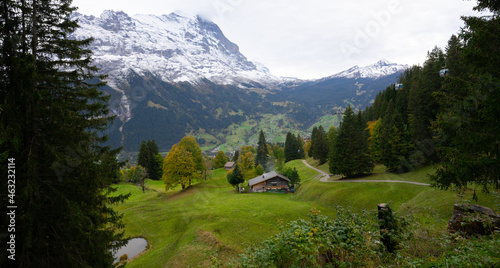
[224, 161, 235, 168]
[248, 171, 290, 187]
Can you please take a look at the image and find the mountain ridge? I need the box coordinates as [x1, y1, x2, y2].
[70, 10, 408, 152]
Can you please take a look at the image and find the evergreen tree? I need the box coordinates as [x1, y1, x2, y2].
[272, 144, 285, 173]
[0, 1, 129, 266]
[329, 107, 373, 177]
[232, 150, 240, 162]
[137, 141, 148, 168]
[255, 130, 269, 170]
[369, 120, 383, 163]
[284, 132, 299, 162]
[309, 126, 318, 158]
[311, 125, 329, 164]
[408, 47, 443, 147]
[296, 134, 305, 159]
[431, 1, 500, 194]
[282, 167, 301, 187]
[327, 126, 337, 150]
[227, 164, 244, 190]
[137, 139, 162, 180]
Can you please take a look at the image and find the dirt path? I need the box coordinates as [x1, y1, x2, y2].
[301, 160, 430, 186]
[301, 160, 331, 182]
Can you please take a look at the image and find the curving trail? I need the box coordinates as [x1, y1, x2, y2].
[301, 160, 430, 186]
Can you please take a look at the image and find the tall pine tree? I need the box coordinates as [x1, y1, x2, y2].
[310, 125, 329, 164]
[284, 132, 300, 162]
[431, 0, 500, 195]
[137, 139, 162, 180]
[0, 1, 129, 266]
[329, 106, 373, 177]
[255, 130, 269, 170]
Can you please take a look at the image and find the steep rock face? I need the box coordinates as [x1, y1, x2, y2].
[71, 10, 278, 86]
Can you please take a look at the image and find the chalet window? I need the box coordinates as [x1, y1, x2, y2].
[271, 182, 277, 186]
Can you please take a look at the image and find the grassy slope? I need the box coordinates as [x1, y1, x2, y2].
[113, 165, 332, 267]
[112, 160, 498, 267]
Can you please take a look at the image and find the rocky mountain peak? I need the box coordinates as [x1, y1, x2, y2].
[330, 59, 408, 79]
[71, 10, 278, 87]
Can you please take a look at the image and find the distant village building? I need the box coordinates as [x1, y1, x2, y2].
[248, 171, 290, 193]
[224, 161, 235, 170]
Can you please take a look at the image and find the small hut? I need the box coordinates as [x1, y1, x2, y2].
[224, 161, 235, 170]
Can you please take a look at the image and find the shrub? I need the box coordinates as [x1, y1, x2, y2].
[238, 207, 380, 267]
[119, 254, 128, 262]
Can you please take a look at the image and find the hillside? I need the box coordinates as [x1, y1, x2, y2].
[111, 160, 498, 267]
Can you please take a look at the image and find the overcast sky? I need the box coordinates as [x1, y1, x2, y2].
[72, 0, 485, 79]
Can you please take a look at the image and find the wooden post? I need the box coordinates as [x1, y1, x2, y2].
[378, 203, 398, 253]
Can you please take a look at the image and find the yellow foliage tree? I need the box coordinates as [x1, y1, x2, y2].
[214, 151, 228, 168]
[239, 151, 255, 179]
[163, 144, 197, 191]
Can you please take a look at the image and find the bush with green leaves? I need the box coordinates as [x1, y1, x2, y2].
[238, 207, 381, 267]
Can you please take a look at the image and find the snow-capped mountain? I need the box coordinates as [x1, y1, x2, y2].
[69, 10, 411, 152]
[329, 59, 408, 79]
[71, 10, 278, 87]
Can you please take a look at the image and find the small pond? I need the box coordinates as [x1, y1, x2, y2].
[112, 237, 148, 263]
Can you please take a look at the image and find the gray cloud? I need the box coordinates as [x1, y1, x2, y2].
[73, 0, 483, 79]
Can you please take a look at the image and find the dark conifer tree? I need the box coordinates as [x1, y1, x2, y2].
[227, 163, 244, 190]
[232, 150, 239, 162]
[0, 1, 129, 266]
[137, 140, 149, 168]
[309, 126, 318, 158]
[284, 132, 299, 162]
[311, 125, 329, 164]
[296, 134, 305, 159]
[255, 130, 269, 170]
[137, 139, 162, 180]
[431, 0, 500, 194]
[329, 106, 373, 177]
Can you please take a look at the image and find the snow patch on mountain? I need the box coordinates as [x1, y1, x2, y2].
[329, 59, 408, 79]
[71, 10, 279, 87]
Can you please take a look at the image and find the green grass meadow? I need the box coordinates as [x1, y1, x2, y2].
[111, 160, 498, 267]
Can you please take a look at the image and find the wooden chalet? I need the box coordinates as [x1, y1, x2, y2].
[224, 161, 235, 170]
[248, 171, 290, 193]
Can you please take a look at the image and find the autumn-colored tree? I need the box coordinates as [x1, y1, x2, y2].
[240, 145, 256, 155]
[214, 151, 229, 168]
[127, 166, 136, 182]
[303, 141, 311, 156]
[239, 151, 256, 179]
[179, 137, 205, 173]
[119, 170, 127, 182]
[163, 144, 197, 191]
[255, 164, 264, 176]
